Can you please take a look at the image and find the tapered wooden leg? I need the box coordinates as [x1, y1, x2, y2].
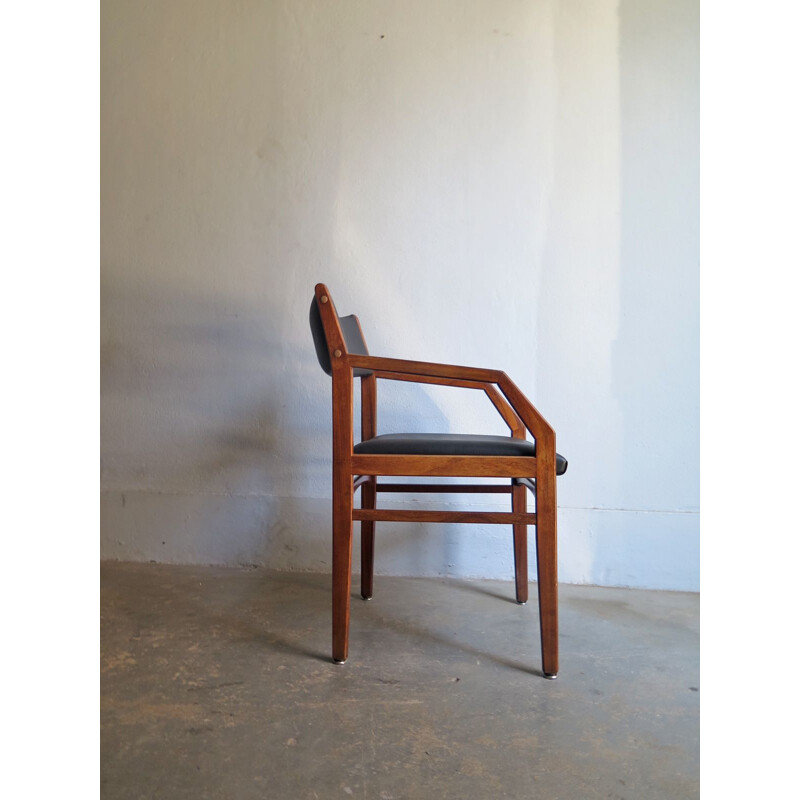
[512, 481, 528, 604]
[360, 477, 376, 599]
[535, 467, 559, 678]
[332, 461, 354, 664]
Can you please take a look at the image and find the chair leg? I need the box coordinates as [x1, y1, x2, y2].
[512, 482, 528, 604]
[535, 476, 559, 678]
[360, 477, 376, 599]
[332, 462, 354, 664]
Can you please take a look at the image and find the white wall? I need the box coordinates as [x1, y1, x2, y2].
[101, 0, 699, 590]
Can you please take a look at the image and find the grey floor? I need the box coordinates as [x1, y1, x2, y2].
[101, 562, 699, 799]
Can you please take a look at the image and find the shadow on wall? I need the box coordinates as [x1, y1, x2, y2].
[101, 272, 494, 571]
[101, 0, 548, 575]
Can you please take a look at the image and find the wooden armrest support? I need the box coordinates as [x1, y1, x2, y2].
[496, 374, 555, 445]
[372, 369, 524, 437]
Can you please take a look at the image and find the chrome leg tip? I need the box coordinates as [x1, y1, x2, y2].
[543, 672, 557, 680]
[332, 658, 346, 665]
[361, 595, 372, 601]
[517, 600, 527, 605]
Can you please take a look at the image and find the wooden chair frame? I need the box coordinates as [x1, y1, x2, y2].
[313, 283, 559, 678]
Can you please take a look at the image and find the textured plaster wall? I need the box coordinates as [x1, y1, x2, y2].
[101, 0, 699, 590]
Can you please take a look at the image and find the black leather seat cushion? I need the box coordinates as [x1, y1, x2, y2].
[354, 433, 567, 475]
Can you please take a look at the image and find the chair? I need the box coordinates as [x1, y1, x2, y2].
[309, 283, 568, 678]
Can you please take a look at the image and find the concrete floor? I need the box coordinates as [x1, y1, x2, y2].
[101, 562, 699, 799]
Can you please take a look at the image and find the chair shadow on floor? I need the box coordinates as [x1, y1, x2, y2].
[447, 578, 527, 605]
[346, 581, 547, 678]
[185, 571, 547, 676]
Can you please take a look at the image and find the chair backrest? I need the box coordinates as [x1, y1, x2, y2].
[309, 285, 373, 377]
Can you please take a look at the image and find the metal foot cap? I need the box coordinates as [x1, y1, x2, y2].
[332, 658, 346, 665]
[543, 672, 558, 680]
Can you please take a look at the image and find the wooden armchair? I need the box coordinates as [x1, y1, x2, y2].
[310, 283, 568, 678]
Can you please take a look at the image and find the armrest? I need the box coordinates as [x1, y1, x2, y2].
[347, 354, 502, 384]
[347, 354, 554, 443]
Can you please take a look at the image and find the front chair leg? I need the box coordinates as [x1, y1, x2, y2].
[332, 463, 354, 664]
[360, 477, 376, 599]
[512, 481, 528, 604]
[535, 472, 559, 678]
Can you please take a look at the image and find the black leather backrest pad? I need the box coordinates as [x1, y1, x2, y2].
[309, 298, 332, 375]
[309, 298, 373, 377]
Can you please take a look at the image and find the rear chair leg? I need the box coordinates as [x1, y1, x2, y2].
[361, 477, 376, 599]
[512, 481, 528, 604]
